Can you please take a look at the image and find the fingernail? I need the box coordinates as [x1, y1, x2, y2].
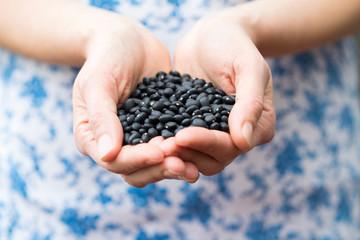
[242, 122, 253, 147]
[98, 135, 113, 160]
[163, 170, 182, 179]
[179, 176, 196, 183]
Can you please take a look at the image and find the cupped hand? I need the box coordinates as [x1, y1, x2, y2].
[172, 11, 275, 175]
[72, 16, 180, 185]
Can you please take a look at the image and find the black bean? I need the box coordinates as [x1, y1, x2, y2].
[212, 105, 223, 114]
[161, 129, 174, 138]
[185, 105, 198, 115]
[121, 121, 128, 128]
[131, 122, 142, 131]
[118, 109, 126, 116]
[213, 99, 221, 104]
[187, 88, 198, 95]
[166, 82, 176, 90]
[221, 110, 230, 117]
[165, 121, 177, 130]
[147, 88, 157, 95]
[148, 128, 158, 138]
[181, 112, 191, 118]
[119, 115, 127, 122]
[199, 96, 210, 107]
[164, 88, 174, 97]
[215, 88, 226, 96]
[139, 128, 146, 134]
[168, 104, 178, 113]
[181, 118, 191, 126]
[143, 77, 152, 85]
[123, 98, 136, 112]
[208, 94, 215, 103]
[174, 101, 184, 108]
[123, 132, 131, 144]
[126, 114, 135, 125]
[151, 110, 162, 117]
[191, 118, 208, 128]
[204, 114, 217, 124]
[134, 112, 147, 123]
[159, 114, 173, 123]
[214, 94, 223, 100]
[156, 122, 164, 131]
[169, 70, 181, 77]
[156, 71, 167, 79]
[132, 138, 142, 145]
[128, 132, 141, 144]
[124, 126, 132, 133]
[203, 82, 214, 89]
[129, 106, 140, 113]
[222, 96, 235, 105]
[185, 99, 200, 108]
[174, 90, 182, 99]
[206, 88, 216, 94]
[148, 115, 159, 124]
[210, 122, 220, 130]
[220, 122, 229, 132]
[150, 93, 161, 100]
[192, 109, 202, 116]
[174, 114, 184, 124]
[143, 122, 154, 129]
[152, 101, 164, 111]
[156, 81, 165, 89]
[221, 115, 229, 123]
[179, 93, 189, 103]
[223, 104, 233, 112]
[130, 89, 141, 98]
[164, 110, 175, 116]
[140, 107, 151, 115]
[141, 133, 150, 143]
[163, 101, 171, 108]
[194, 79, 206, 86]
[215, 113, 222, 121]
[178, 107, 185, 114]
[200, 106, 212, 113]
[181, 73, 191, 79]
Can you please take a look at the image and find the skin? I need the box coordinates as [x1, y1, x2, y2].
[1, 0, 359, 187]
[123, 0, 360, 185]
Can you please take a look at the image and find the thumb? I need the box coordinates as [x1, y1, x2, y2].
[228, 56, 271, 151]
[79, 62, 123, 162]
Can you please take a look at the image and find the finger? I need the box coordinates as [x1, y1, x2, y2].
[122, 156, 187, 188]
[76, 59, 124, 162]
[159, 136, 226, 176]
[98, 143, 164, 175]
[229, 53, 272, 151]
[175, 127, 241, 162]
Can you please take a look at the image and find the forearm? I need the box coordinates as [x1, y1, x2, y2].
[227, 0, 360, 56]
[0, 0, 123, 66]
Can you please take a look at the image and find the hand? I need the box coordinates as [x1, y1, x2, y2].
[72, 16, 176, 185]
[171, 10, 275, 175]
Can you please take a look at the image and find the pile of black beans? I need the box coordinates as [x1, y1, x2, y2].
[117, 71, 235, 145]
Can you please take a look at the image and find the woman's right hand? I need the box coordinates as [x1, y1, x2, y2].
[72, 14, 198, 187]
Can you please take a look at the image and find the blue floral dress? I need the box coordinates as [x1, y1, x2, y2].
[1, 1, 359, 239]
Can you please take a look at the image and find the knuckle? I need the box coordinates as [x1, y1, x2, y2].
[88, 111, 104, 131]
[200, 165, 225, 176]
[123, 176, 147, 188]
[250, 97, 264, 119]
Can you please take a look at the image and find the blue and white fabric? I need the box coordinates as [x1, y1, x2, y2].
[0, 0, 359, 239]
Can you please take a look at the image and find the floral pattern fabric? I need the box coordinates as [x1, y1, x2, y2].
[0, 0, 359, 239]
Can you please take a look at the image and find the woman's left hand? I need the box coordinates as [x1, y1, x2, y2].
[168, 10, 276, 176]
